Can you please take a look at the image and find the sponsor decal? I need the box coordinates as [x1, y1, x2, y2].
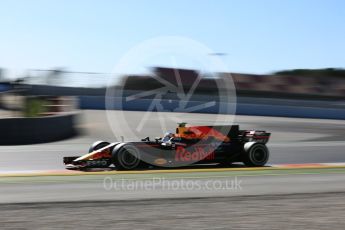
[154, 158, 168, 165]
[175, 146, 215, 162]
[86, 160, 109, 167]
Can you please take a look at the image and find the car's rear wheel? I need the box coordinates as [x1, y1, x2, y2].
[89, 141, 110, 153]
[242, 143, 269, 167]
[112, 143, 142, 170]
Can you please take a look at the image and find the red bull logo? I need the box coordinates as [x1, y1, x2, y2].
[175, 146, 215, 162]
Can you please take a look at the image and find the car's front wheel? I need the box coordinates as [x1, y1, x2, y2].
[89, 141, 111, 153]
[112, 143, 142, 170]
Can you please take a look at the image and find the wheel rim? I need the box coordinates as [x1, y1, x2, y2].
[119, 147, 140, 169]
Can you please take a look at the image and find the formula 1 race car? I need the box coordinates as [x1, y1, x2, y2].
[63, 123, 271, 170]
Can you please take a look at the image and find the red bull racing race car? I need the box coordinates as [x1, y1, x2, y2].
[63, 123, 271, 170]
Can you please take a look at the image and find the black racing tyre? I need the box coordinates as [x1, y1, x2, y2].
[112, 143, 142, 170]
[89, 141, 111, 153]
[242, 143, 269, 167]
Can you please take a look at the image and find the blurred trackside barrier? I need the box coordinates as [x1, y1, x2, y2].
[0, 94, 79, 145]
[0, 112, 78, 145]
[78, 96, 345, 120]
[236, 103, 345, 120]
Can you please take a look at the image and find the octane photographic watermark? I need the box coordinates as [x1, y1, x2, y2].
[103, 176, 242, 192]
[105, 36, 237, 167]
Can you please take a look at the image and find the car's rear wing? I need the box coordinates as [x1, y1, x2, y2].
[241, 130, 271, 144]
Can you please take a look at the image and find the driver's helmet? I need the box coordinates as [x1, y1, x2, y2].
[162, 132, 174, 142]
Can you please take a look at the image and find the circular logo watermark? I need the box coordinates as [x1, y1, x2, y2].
[106, 36, 236, 168]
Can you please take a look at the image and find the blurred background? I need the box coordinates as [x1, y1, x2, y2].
[0, 0, 344, 143]
[1, 66, 345, 114]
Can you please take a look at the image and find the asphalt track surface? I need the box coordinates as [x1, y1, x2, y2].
[1, 168, 345, 203]
[1, 169, 345, 229]
[1, 110, 345, 229]
[1, 193, 345, 230]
